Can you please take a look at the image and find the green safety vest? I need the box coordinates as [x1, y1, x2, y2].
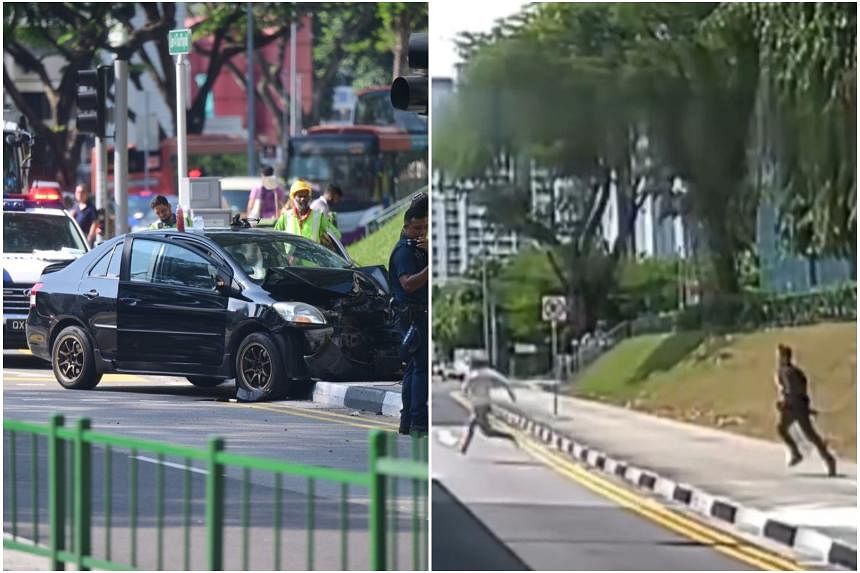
[274, 209, 340, 242]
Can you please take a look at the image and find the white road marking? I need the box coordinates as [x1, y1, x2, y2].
[133, 455, 209, 476]
[12, 383, 46, 387]
[435, 428, 461, 448]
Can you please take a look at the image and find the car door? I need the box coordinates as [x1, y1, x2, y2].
[77, 241, 124, 360]
[116, 237, 228, 375]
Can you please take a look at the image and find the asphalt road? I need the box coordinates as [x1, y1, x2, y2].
[3, 351, 427, 571]
[431, 378, 792, 571]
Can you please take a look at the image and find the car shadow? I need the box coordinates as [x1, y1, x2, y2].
[92, 382, 314, 402]
[2, 352, 51, 370]
[93, 383, 235, 400]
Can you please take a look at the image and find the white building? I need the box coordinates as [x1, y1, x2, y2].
[432, 171, 520, 282]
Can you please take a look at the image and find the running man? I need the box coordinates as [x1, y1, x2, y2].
[459, 356, 518, 454]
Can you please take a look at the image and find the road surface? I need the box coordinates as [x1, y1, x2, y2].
[3, 351, 427, 571]
[431, 378, 808, 571]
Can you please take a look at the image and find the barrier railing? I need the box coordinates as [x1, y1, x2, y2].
[3, 414, 428, 571]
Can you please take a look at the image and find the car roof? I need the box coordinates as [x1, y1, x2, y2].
[127, 228, 312, 241]
[3, 205, 71, 217]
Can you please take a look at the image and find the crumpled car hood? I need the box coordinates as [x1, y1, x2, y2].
[262, 266, 367, 301]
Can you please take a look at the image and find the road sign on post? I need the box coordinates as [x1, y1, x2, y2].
[541, 295, 567, 322]
[541, 295, 567, 416]
[171, 28, 192, 209]
[168, 29, 192, 55]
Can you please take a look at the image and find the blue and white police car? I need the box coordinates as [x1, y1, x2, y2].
[3, 196, 89, 349]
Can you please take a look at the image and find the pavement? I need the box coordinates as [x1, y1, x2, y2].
[488, 381, 857, 569]
[431, 380, 800, 571]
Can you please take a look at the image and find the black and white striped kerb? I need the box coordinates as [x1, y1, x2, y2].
[492, 404, 857, 571]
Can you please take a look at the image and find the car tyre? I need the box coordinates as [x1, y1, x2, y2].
[52, 326, 102, 390]
[186, 376, 226, 388]
[236, 332, 289, 400]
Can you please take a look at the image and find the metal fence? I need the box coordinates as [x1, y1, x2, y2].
[3, 414, 428, 571]
[364, 186, 428, 237]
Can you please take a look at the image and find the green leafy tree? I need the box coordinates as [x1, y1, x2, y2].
[727, 3, 856, 261]
[2, 2, 174, 186]
[432, 284, 482, 359]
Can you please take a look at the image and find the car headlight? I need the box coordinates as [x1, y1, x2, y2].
[273, 302, 327, 326]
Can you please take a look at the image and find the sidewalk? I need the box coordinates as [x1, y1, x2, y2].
[311, 380, 401, 417]
[490, 383, 857, 569]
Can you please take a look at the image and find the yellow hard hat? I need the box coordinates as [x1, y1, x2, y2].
[290, 179, 313, 198]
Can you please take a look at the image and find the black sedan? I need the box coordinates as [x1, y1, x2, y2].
[26, 228, 401, 400]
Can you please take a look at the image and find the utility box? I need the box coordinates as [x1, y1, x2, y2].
[180, 176, 222, 209]
[179, 176, 232, 228]
[190, 208, 233, 228]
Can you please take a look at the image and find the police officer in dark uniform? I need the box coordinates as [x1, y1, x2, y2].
[388, 194, 429, 436]
[774, 344, 837, 476]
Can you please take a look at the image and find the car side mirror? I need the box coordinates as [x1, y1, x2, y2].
[216, 273, 240, 297]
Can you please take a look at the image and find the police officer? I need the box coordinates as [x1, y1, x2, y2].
[274, 179, 341, 243]
[459, 355, 517, 455]
[149, 195, 192, 229]
[389, 197, 428, 436]
[774, 344, 837, 476]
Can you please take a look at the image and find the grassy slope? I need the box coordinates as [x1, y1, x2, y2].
[572, 322, 857, 459]
[346, 210, 405, 267]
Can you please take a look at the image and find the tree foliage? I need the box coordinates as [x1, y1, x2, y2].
[4, 3, 424, 184]
[3, 2, 175, 186]
[723, 3, 857, 259]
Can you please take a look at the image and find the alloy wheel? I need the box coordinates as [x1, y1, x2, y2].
[57, 336, 84, 381]
[240, 343, 272, 389]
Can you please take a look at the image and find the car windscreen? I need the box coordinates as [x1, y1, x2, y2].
[209, 233, 352, 283]
[3, 212, 88, 253]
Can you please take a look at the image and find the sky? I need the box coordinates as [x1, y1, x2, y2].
[430, 0, 527, 79]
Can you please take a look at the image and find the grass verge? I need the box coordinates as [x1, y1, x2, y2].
[571, 322, 856, 459]
[346, 209, 405, 267]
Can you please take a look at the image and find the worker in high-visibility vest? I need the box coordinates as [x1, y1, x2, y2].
[274, 179, 341, 243]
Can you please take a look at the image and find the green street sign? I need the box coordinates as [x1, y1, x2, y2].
[168, 29, 192, 55]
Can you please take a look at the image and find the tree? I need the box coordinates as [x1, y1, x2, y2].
[2, 3, 174, 187]
[727, 3, 856, 261]
[635, 5, 761, 294]
[377, 3, 428, 79]
[432, 284, 482, 359]
[309, 3, 388, 125]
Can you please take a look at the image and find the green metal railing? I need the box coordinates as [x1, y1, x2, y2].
[3, 414, 428, 571]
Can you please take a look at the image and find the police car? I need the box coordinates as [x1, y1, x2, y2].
[3, 196, 89, 349]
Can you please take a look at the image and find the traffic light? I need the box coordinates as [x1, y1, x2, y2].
[391, 32, 428, 115]
[76, 65, 112, 137]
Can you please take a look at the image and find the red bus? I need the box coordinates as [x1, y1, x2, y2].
[287, 124, 427, 209]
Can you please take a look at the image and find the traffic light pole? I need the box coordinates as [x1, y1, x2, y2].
[94, 136, 107, 240]
[114, 58, 128, 235]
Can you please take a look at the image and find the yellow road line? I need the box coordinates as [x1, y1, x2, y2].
[101, 374, 148, 382]
[265, 402, 399, 429]
[500, 418, 803, 571]
[234, 402, 397, 432]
